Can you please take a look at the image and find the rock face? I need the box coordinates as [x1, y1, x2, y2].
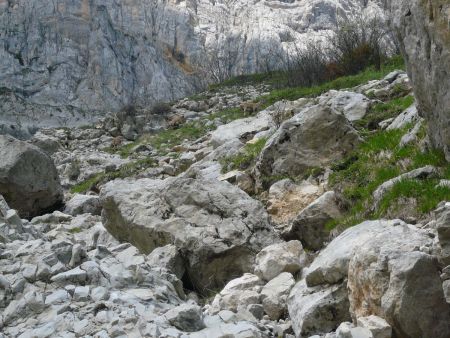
[286, 191, 344, 251]
[100, 177, 280, 290]
[0, 0, 385, 132]
[387, 0, 450, 160]
[0, 135, 63, 218]
[254, 105, 360, 188]
[345, 220, 450, 338]
[287, 280, 351, 337]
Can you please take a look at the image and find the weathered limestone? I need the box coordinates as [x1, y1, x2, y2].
[0, 135, 62, 218]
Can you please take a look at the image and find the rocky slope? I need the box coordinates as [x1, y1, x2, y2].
[0, 0, 385, 136]
[1, 61, 449, 337]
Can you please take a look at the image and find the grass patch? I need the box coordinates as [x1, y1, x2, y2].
[70, 158, 157, 193]
[377, 178, 450, 216]
[207, 107, 256, 124]
[256, 56, 405, 108]
[355, 95, 414, 130]
[329, 121, 450, 229]
[68, 227, 82, 234]
[208, 71, 287, 91]
[220, 138, 268, 172]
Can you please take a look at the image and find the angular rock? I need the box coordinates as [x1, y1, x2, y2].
[435, 202, 450, 265]
[286, 191, 344, 251]
[356, 316, 392, 338]
[0, 135, 63, 218]
[210, 111, 273, 148]
[101, 177, 280, 289]
[147, 244, 185, 279]
[318, 90, 371, 121]
[164, 303, 205, 332]
[336, 322, 373, 338]
[348, 222, 449, 338]
[64, 194, 102, 216]
[267, 179, 323, 225]
[254, 105, 360, 189]
[260, 272, 295, 320]
[254, 240, 304, 281]
[210, 273, 263, 313]
[305, 220, 424, 287]
[386, 103, 418, 130]
[387, 0, 450, 160]
[287, 280, 351, 337]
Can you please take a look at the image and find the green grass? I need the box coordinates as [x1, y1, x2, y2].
[328, 120, 450, 229]
[355, 95, 415, 130]
[256, 56, 405, 108]
[220, 138, 268, 172]
[68, 227, 82, 234]
[70, 158, 157, 193]
[377, 178, 450, 216]
[208, 71, 287, 91]
[207, 107, 256, 124]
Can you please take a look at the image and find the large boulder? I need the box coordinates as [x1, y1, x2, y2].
[348, 220, 450, 338]
[304, 220, 404, 287]
[287, 279, 351, 337]
[100, 177, 280, 290]
[388, 0, 450, 160]
[254, 105, 360, 189]
[0, 135, 63, 218]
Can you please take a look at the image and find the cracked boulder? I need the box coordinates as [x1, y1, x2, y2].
[348, 219, 450, 338]
[100, 177, 280, 290]
[254, 104, 360, 189]
[0, 135, 63, 218]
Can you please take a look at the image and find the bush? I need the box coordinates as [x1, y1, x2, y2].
[284, 16, 398, 88]
[151, 102, 172, 115]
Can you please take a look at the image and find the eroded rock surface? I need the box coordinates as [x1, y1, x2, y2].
[0, 135, 62, 218]
[101, 177, 280, 290]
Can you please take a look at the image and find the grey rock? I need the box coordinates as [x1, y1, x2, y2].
[356, 316, 392, 338]
[260, 272, 295, 320]
[305, 220, 418, 287]
[64, 194, 102, 216]
[209, 273, 263, 314]
[254, 105, 360, 189]
[336, 322, 373, 338]
[0, 0, 386, 132]
[387, 0, 450, 160]
[287, 191, 344, 251]
[436, 202, 450, 265]
[287, 280, 351, 337]
[147, 244, 185, 279]
[254, 240, 304, 282]
[164, 303, 205, 332]
[29, 131, 62, 155]
[347, 222, 449, 338]
[386, 103, 418, 130]
[101, 177, 280, 289]
[0, 135, 63, 218]
[318, 90, 371, 121]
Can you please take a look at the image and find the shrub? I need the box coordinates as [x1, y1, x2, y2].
[151, 102, 172, 115]
[284, 16, 397, 88]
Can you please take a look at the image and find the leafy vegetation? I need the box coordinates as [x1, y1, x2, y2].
[70, 158, 157, 194]
[355, 95, 414, 130]
[220, 138, 268, 172]
[328, 121, 450, 229]
[257, 56, 405, 108]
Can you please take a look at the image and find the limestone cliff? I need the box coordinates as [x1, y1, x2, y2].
[388, 0, 450, 160]
[0, 0, 384, 133]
